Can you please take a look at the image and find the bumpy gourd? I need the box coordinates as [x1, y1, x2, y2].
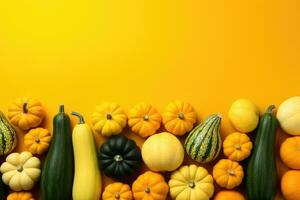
[0, 111, 17, 157]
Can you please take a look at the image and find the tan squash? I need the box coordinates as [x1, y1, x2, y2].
[103, 182, 133, 200]
[24, 128, 52, 155]
[281, 170, 300, 200]
[214, 191, 245, 200]
[7, 192, 35, 200]
[280, 136, 300, 169]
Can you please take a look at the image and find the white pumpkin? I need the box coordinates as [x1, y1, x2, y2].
[277, 96, 300, 135]
[0, 151, 41, 191]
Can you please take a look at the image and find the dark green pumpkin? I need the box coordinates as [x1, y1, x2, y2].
[98, 136, 142, 180]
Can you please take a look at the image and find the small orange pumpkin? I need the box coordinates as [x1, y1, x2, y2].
[223, 132, 253, 161]
[7, 191, 35, 200]
[280, 136, 300, 169]
[281, 170, 300, 200]
[213, 159, 244, 189]
[214, 190, 245, 200]
[128, 103, 161, 137]
[132, 171, 169, 200]
[162, 100, 197, 136]
[24, 128, 52, 155]
[8, 98, 45, 130]
[102, 182, 133, 200]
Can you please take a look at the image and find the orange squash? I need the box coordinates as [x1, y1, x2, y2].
[7, 191, 35, 200]
[213, 159, 244, 189]
[214, 191, 245, 200]
[280, 136, 300, 169]
[223, 132, 253, 161]
[281, 170, 300, 200]
[24, 128, 52, 155]
[128, 103, 161, 137]
[102, 182, 133, 200]
[7, 98, 45, 130]
[132, 171, 168, 200]
[162, 100, 197, 136]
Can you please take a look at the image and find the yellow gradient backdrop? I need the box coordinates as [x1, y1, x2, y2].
[1, 0, 299, 199]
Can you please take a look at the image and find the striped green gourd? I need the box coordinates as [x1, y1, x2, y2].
[0, 111, 17, 157]
[184, 114, 222, 163]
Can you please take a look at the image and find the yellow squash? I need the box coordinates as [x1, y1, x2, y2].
[71, 112, 101, 200]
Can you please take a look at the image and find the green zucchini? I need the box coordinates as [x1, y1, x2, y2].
[246, 105, 277, 200]
[41, 105, 74, 200]
[184, 114, 222, 163]
[0, 172, 8, 200]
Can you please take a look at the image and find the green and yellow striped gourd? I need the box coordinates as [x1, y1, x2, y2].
[184, 114, 222, 163]
[0, 111, 17, 157]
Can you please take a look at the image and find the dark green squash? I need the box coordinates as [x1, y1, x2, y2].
[41, 105, 74, 200]
[0, 172, 8, 200]
[98, 136, 142, 180]
[246, 105, 277, 200]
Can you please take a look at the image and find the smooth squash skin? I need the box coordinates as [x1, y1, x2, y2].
[246, 105, 277, 200]
[71, 112, 101, 200]
[41, 105, 74, 200]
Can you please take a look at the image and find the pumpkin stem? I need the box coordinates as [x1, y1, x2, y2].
[144, 115, 149, 121]
[115, 193, 120, 199]
[188, 181, 195, 188]
[35, 137, 40, 143]
[178, 112, 185, 119]
[17, 165, 23, 172]
[71, 112, 85, 124]
[235, 144, 242, 150]
[23, 102, 28, 113]
[114, 155, 123, 162]
[144, 187, 151, 193]
[106, 113, 112, 120]
[227, 169, 235, 176]
[266, 105, 275, 114]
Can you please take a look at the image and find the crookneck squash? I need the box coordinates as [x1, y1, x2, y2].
[24, 128, 52, 155]
[71, 112, 101, 200]
[0, 111, 17, 157]
[41, 105, 74, 200]
[98, 136, 142, 180]
[246, 105, 277, 200]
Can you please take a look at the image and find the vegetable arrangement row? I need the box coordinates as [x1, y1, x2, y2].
[1, 97, 300, 200]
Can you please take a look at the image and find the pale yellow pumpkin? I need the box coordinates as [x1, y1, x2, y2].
[102, 182, 133, 200]
[7, 192, 35, 200]
[7, 98, 45, 130]
[24, 128, 52, 155]
[162, 100, 197, 136]
[128, 103, 161, 137]
[91, 102, 127, 137]
[168, 164, 214, 200]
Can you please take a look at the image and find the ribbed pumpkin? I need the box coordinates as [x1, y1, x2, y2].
[103, 182, 133, 200]
[214, 191, 245, 200]
[128, 103, 161, 137]
[168, 164, 214, 200]
[162, 100, 197, 136]
[7, 98, 45, 130]
[92, 102, 127, 137]
[132, 171, 169, 200]
[280, 136, 300, 169]
[213, 159, 244, 189]
[223, 132, 253, 161]
[7, 192, 35, 200]
[281, 170, 300, 200]
[0, 111, 17, 157]
[24, 128, 52, 155]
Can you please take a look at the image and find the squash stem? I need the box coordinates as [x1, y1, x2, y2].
[59, 105, 64, 113]
[23, 102, 28, 113]
[71, 112, 85, 124]
[266, 105, 275, 114]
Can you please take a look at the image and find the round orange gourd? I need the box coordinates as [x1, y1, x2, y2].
[102, 182, 133, 200]
[24, 128, 52, 155]
[223, 132, 253, 161]
[7, 192, 35, 200]
[162, 100, 197, 136]
[281, 170, 300, 200]
[213, 159, 244, 189]
[214, 191, 245, 200]
[7, 98, 45, 130]
[128, 103, 161, 137]
[280, 136, 300, 169]
[132, 171, 168, 200]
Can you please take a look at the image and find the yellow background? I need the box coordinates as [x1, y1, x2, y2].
[1, 0, 299, 199]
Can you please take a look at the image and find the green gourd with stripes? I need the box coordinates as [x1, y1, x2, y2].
[0, 111, 17, 157]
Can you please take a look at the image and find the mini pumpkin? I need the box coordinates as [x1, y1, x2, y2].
[0, 151, 41, 191]
[24, 128, 52, 155]
[223, 132, 253, 161]
[132, 171, 169, 200]
[92, 102, 127, 137]
[103, 182, 133, 200]
[169, 164, 214, 200]
[7, 98, 45, 130]
[213, 159, 244, 189]
[214, 191, 245, 200]
[7, 192, 35, 200]
[281, 170, 300, 200]
[128, 103, 161, 137]
[162, 100, 197, 136]
[280, 136, 300, 169]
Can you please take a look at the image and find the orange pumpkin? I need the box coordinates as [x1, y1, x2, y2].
[214, 191, 245, 200]
[102, 182, 133, 200]
[7, 191, 35, 200]
[128, 103, 161, 137]
[132, 171, 168, 200]
[24, 128, 52, 155]
[280, 136, 300, 169]
[281, 170, 300, 200]
[213, 159, 244, 189]
[162, 100, 197, 136]
[7, 98, 45, 130]
[223, 132, 253, 161]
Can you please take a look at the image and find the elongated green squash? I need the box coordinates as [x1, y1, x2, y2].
[41, 105, 74, 200]
[0, 172, 8, 200]
[71, 112, 101, 200]
[184, 114, 222, 163]
[0, 111, 17, 157]
[246, 105, 277, 200]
